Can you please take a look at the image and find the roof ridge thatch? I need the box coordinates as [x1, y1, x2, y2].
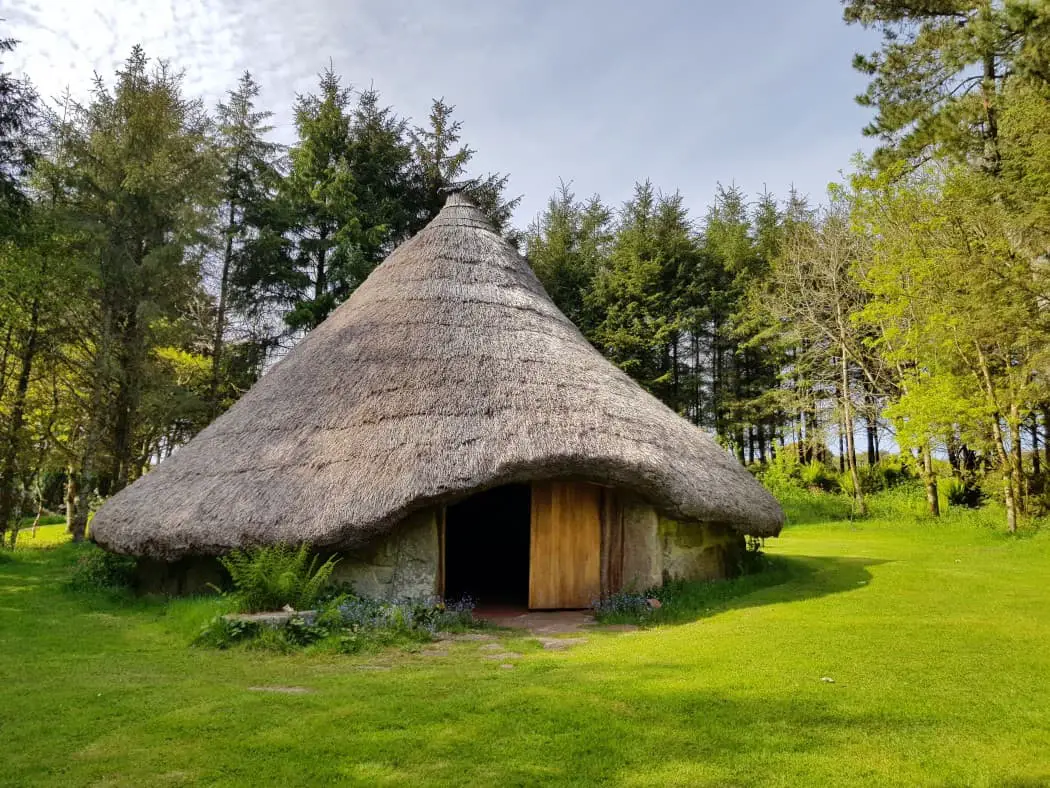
[91, 194, 784, 559]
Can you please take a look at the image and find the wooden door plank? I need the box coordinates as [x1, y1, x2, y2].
[529, 481, 602, 609]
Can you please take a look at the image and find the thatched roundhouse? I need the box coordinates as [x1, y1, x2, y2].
[91, 194, 784, 608]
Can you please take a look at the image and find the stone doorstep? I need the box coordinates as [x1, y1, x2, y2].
[224, 610, 316, 628]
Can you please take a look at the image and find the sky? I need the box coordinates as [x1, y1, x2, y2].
[6, 0, 880, 228]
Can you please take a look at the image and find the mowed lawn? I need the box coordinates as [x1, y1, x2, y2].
[2, 497, 1049, 787]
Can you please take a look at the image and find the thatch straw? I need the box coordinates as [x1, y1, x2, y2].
[91, 194, 784, 559]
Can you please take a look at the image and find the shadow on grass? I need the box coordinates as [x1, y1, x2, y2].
[615, 553, 887, 628]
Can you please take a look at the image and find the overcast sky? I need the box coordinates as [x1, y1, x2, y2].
[7, 1, 879, 227]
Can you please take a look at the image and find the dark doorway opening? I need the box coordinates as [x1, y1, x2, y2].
[444, 484, 530, 608]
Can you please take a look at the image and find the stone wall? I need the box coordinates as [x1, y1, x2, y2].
[659, 518, 745, 583]
[605, 493, 746, 592]
[134, 509, 441, 598]
[619, 494, 663, 591]
[331, 508, 440, 600]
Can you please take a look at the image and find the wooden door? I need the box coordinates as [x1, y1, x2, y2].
[529, 481, 602, 609]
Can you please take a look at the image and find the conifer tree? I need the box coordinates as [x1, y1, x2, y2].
[210, 71, 282, 415]
[590, 182, 698, 411]
[277, 66, 360, 332]
[52, 46, 219, 536]
[524, 182, 612, 338]
[843, 0, 1044, 172]
[0, 33, 37, 235]
[410, 98, 520, 238]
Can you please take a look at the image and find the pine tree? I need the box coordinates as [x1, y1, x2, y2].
[343, 86, 416, 276]
[843, 0, 1044, 172]
[409, 98, 520, 238]
[277, 66, 360, 332]
[590, 182, 698, 411]
[0, 33, 37, 235]
[210, 71, 282, 416]
[52, 46, 220, 537]
[524, 182, 611, 337]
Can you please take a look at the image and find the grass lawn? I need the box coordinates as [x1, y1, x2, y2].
[2, 496, 1049, 787]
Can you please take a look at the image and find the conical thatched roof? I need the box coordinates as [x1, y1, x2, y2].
[91, 194, 784, 559]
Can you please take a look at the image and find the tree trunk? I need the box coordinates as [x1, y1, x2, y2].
[1009, 407, 1025, 515]
[1032, 416, 1042, 477]
[0, 297, 40, 543]
[922, 445, 940, 517]
[866, 411, 878, 467]
[65, 469, 77, 534]
[979, 12, 1002, 175]
[0, 322, 13, 395]
[29, 500, 43, 538]
[110, 309, 146, 494]
[671, 334, 679, 413]
[208, 200, 239, 418]
[70, 474, 91, 543]
[990, 416, 1017, 533]
[840, 342, 865, 515]
[837, 416, 845, 474]
[973, 343, 1016, 532]
[1043, 405, 1050, 469]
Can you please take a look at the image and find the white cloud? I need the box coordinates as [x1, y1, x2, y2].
[7, 0, 879, 225]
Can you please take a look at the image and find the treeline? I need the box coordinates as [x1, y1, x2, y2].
[525, 2, 1050, 531]
[0, 42, 518, 544]
[526, 180, 792, 464]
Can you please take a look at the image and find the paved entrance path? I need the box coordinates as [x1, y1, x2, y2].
[473, 608, 595, 634]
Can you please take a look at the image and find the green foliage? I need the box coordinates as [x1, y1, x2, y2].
[192, 615, 258, 649]
[945, 477, 987, 509]
[218, 544, 339, 613]
[409, 97, 520, 239]
[191, 593, 478, 654]
[524, 181, 612, 337]
[0, 34, 37, 231]
[67, 545, 137, 592]
[798, 461, 834, 492]
[843, 0, 1026, 171]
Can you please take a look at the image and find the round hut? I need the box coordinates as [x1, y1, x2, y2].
[90, 194, 784, 608]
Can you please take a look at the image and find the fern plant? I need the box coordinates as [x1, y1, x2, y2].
[219, 544, 340, 613]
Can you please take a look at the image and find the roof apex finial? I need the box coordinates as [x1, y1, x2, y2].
[438, 178, 478, 196]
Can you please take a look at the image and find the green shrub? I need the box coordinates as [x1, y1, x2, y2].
[192, 615, 259, 649]
[68, 546, 137, 592]
[190, 593, 479, 653]
[869, 455, 913, 490]
[753, 447, 802, 495]
[739, 536, 768, 575]
[836, 470, 858, 497]
[946, 477, 986, 509]
[219, 544, 339, 613]
[800, 461, 837, 492]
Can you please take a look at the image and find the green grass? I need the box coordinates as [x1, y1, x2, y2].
[2, 495, 1049, 786]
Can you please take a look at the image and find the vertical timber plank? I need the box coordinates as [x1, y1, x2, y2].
[600, 489, 624, 597]
[530, 481, 602, 609]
